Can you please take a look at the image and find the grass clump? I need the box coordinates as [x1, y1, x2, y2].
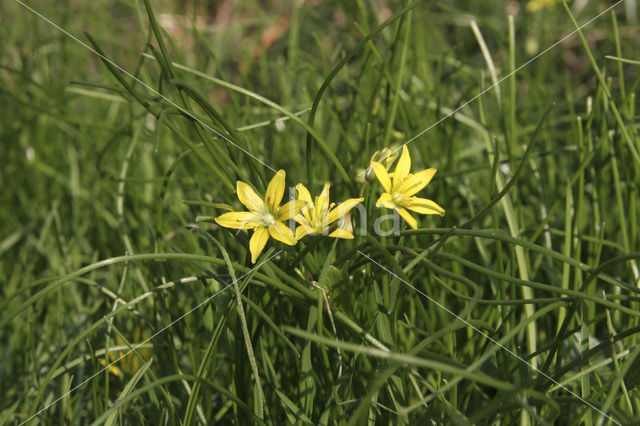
[1, 0, 639, 424]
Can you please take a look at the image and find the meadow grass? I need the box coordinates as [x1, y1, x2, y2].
[1, 0, 640, 424]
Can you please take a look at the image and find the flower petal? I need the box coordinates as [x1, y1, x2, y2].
[293, 214, 308, 225]
[295, 223, 316, 240]
[337, 212, 354, 234]
[328, 228, 354, 239]
[237, 181, 265, 212]
[315, 182, 331, 218]
[249, 227, 269, 263]
[370, 161, 392, 193]
[295, 183, 313, 204]
[265, 169, 286, 211]
[278, 200, 307, 221]
[395, 207, 418, 229]
[405, 197, 445, 216]
[396, 168, 437, 197]
[375, 193, 396, 210]
[327, 198, 364, 224]
[295, 184, 314, 222]
[215, 211, 258, 229]
[302, 206, 312, 223]
[268, 221, 297, 245]
[393, 145, 411, 187]
[100, 358, 123, 377]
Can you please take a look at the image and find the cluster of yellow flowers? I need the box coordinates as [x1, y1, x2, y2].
[215, 146, 445, 263]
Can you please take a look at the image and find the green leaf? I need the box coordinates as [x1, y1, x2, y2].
[103, 359, 153, 426]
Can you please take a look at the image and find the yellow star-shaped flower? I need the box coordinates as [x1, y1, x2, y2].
[294, 183, 363, 240]
[370, 145, 445, 229]
[215, 170, 306, 263]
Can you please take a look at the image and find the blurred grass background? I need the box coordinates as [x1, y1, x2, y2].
[1, 0, 639, 424]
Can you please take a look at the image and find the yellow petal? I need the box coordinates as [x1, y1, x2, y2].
[405, 197, 445, 216]
[265, 169, 286, 211]
[295, 183, 313, 204]
[249, 227, 269, 263]
[337, 212, 354, 234]
[215, 211, 258, 229]
[370, 161, 392, 193]
[293, 214, 308, 226]
[328, 228, 354, 239]
[99, 359, 123, 377]
[375, 193, 396, 210]
[327, 198, 364, 224]
[295, 184, 314, 222]
[395, 206, 418, 229]
[393, 145, 411, 187]
[237, 181, 265, 212]
[268, 221, 297, 245]
[315, 182, 331, 218]
[295, 224, 315, 240]
[302, 207, 312, 223]
[278, 200, 307, 220]
[396, 168, 437, 197]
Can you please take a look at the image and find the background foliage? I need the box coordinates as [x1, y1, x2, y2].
[1, 0, 639, 424]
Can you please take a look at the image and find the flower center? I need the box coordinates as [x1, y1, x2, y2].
[255, 208, 276, 226]
[391, 191, 405, 204]
[312, 219, 324, 231]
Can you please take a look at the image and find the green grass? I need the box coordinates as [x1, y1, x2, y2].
[2, 0, 640, 424]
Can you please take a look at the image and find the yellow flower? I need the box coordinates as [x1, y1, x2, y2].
[215, 170, 306, 263]
[294, 183, 364, 240]
[371, 145, 445, 229]
[100, 327, 152, 377]
[100, 359, 123, 377]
